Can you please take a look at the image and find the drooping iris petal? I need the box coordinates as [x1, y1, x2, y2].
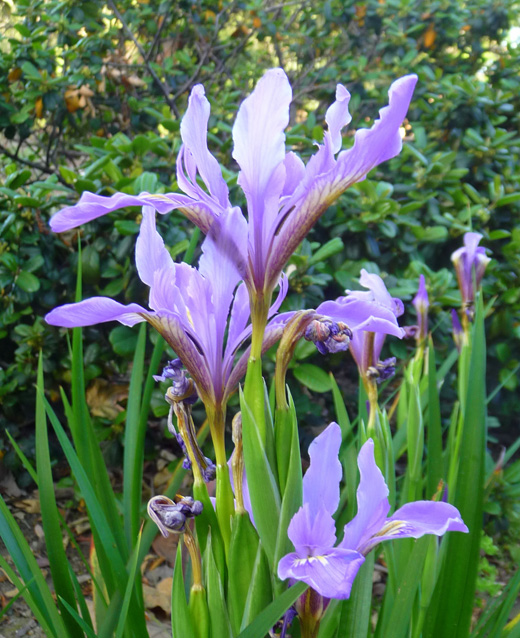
[278, 546, 364, 600]
[340, 440, 469, 556]
[302, 422, 342, 519]
[45, 297, 147, 328]
[317, 298, 404, 339]
[387, 501, 468, 537]
[49, 191, 217, 234]
[340, 439, 390, 553]
[316, 271, 405, 372]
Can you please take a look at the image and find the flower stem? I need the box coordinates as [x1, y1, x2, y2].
[208, 404, 233, 553]
[184, 525, 203, 589]
[244, 293, 270, 446]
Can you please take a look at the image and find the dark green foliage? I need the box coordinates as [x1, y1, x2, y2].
[1, 0, 520, 443]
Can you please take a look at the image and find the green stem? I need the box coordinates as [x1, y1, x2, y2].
[243, 293, 270, 446]
[208, 404, 234, 554]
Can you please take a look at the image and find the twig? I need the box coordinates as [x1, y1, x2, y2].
[106, 0, 180, 118]
[0, 143, 69, 186]
[145, 3, 172, 63]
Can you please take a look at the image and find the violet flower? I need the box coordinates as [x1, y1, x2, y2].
[278, 423, 468, 600]
[451, 232, 490, 316]
[315, 270, 405, 379]
[45, 206, 288, 409]
[49, 70, 417, 302]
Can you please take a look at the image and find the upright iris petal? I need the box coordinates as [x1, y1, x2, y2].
[279, 429, 468, 600]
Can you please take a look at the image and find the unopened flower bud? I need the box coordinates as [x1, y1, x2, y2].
[412, 274, 429, 342]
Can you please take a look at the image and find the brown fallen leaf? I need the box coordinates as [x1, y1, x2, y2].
[13, 498, 40, 514]
[143, 577, 173, 614]
[86, 378, 128, 419]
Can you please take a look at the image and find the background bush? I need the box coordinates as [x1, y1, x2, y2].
[1, 0, 520, 465]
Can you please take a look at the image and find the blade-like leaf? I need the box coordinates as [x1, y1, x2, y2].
[228, 513, 260, 635]
[240, 388, 281, 568]
[426, 338, 443, 499]
[35, 355, 83, 636]
[0, 499, 66, 637]
[238, 581, 307, 638]
[424, 296, 486, 638]
[172, 544, 196, 638]
[205, 537, 234, 638]
[123, 324, 147, 549]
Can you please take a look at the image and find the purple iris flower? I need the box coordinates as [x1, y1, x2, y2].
[315, 269, 405, 377]
[45, 206, 288, 408]
[278, 423, 468, 600]
[451, 232, 490, 313]
[49, 70, 417, 299]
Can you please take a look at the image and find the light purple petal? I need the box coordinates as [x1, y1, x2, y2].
[340, 439, 390, 552]
[232, 69, 291, 208]
[336, 74, 417, 181]
[224, 283, 251, 362]
[45, 298, 147, 328]
[388, 501, 468, 535]
[303, 422, 342, 518]
[281, 152, 306, 198]
[180, 84, 229, 207]
[49, 191, 216, 233]
[316, 299, 404, 339]
[288, 503, 337, 554]
[232, 69, 292, 279]
[135, 207, 175, 289]
[266, 75, 417, 290]
[412, 274, 428, 311]
[360, 501, 468, 552]
[278, 546, 365, 600]
[325, 84, 352, 155]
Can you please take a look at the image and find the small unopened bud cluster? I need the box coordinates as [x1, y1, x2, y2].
[154, 359, 198, 404]
[304, 317, 352, 355]
[366, 357, 397, 383]
[147, 495, 203, 537]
